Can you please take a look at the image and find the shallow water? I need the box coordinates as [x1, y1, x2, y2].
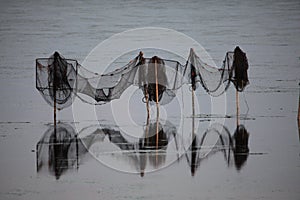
[0, 0, 300, 199]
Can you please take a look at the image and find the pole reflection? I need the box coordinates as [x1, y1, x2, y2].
[36, 120, 250, 179]
[187, 124, 249, 176]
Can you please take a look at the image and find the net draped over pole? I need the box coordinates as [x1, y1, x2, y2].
[36, 47, 249, 110]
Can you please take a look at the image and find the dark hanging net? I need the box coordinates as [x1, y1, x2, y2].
[36, 123, 80, 179]
[233, 124, 250, 170]
[231, 46, 249, 91]
[37, 120, 177, 178]
[186, 123, 250, 175]
[36, 47, 249, 109]
[36, 52, 77, 110]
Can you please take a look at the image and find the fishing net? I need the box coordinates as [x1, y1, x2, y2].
[233, 124, 249, 170]
[187, 123, 250, 175]
[231, 47, 250, 91]
[37, 120, 178, 178]
[188, 123, 233, 175]
[36, 123, 81, 179]
[104, 120, 177, 170]
[36, 123, 105, 179]
[36, 47, 249, 109]
[187, 49, 234, 96]
[36, 52, 77, 110]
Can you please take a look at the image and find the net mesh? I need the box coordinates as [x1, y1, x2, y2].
[36, 123, 80, 179]
[36, 52, 77, 110]
[187, 123, 249, 175]
[36, 47, 249, 109]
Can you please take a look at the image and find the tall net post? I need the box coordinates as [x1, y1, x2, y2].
[145, 109, 150, 145]
[298, 83, 300, 122]
[190, 49, 197, 138]
[192, 90, 195, 134]
[155, 113, 159, 166]
[145, 87, 150, 123]
[75, 135, 79, 170]
[298, 83, 300, 141]
[190, 48, 197, 116]
[154, 58, 159, 146]
[54, 92, 57, 137]
[154, 57, 160, 120]
[236, 90, 239, 127]
[191, 91, 196, 175]
[53, 53, 58, 138]
[145, 87, 150, 139]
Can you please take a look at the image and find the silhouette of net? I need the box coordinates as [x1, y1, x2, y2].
[36, 47, 249, 109]
[36, 52, 77, 110]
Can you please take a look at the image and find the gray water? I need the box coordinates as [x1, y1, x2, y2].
[0, 0, 300, 199]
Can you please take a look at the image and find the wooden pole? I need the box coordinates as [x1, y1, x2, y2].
[36, 143, 39, 172]
[54, 90, 57, 133]
[154, 58, 160, 167]
[145, 88, 150, 125]
[76, 135, 79, 170]
[54, 96, 57, 138]
[155, 113, 159, 166]
[154, 58, 160, 119]
[139, 51, 149, 122]
[191, 89, 196, 176]
[236, 90, 239, 127]
[154, 58, 159, 148]
[192, 89, 195, 138]
[145, 89, 150, 143]
[190, 49, 196, 138]
[53, 55, 57, 138]
[298, 82, 300, 123]
[298, 83, 300, 141]
[192, 89, 195, 117]
[145, 110, 150, 144]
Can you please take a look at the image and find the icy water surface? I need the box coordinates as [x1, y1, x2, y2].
[0, 0, 300, 199]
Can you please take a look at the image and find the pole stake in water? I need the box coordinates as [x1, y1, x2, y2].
[236, 90, 239, 127]
[298, 82, 300, 141]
